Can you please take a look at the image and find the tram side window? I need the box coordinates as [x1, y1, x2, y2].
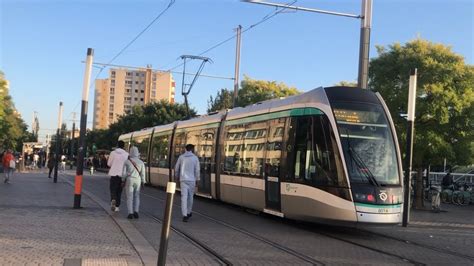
[150, 134, 169, 168]
[223, 120, 267, 177]
[265, 118, 285, 177]
[289, 115, 345, 187]
[198, 128, 216, 172]
[224, 124, 245, 174]
[172, 132, 187, 167]
[132, 135, 151, 164]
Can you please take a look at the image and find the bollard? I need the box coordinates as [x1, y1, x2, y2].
[158, 182, 176, 266]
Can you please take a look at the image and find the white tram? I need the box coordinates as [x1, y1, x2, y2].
[119, 87, 404, 224]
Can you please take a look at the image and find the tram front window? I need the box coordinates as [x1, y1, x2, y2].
[333, 103, 400, 186]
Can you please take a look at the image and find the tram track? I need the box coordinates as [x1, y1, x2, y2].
[142, 192, 324, 265]
[356, 228, 474, 261]
[143, 189, 472, 265]
[143, 211, 232, 266]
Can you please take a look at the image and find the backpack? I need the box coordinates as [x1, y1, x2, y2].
[9, 159, 15, 169]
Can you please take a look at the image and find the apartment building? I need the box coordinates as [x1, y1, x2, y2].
[93, 68, 175, 129]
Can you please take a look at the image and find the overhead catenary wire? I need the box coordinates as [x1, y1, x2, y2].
[90, 0, 176, 87]
[89, 61, 234, 81]
[165, 0, 297, 72]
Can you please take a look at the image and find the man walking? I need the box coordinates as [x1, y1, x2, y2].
[175, 144, 200, 222]
[2, 149, 15, 183]
[107, 141, 129, 212]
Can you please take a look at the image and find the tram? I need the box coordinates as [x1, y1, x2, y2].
[119, 87, 403, 224]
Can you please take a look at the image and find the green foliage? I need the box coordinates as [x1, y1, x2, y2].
[86, 100, 196, 151]
[0, 71, 36, 151]
[369, 39, 474, 167]
[334, 81, 358, 87]
[207, 76, 301, 113]
[207, 88, 233, 113]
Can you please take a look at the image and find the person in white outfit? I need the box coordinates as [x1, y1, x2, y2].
[107, 141, 129, 212]
[122, 146, 146, 219]
[174, 144, 200, 222]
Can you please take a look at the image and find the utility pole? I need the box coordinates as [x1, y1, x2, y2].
[402, 68, 417, 227]
[357, 0, 372, 89]
[233, 25, 242, 108]
[70, 112, 76, 167]
[74, 48, 94, 209]
[242, 0, 372, 89]
[54, 102, 63, 183]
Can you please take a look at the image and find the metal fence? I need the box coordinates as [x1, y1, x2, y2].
[428, 172, 474, 185]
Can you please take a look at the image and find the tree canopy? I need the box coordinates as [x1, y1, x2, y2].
[86, 100, 195, 151]
[369, 39, 474, 168]
[207, 75, 300, 113]
[0, 71, 36, 152]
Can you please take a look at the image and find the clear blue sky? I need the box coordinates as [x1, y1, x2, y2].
[1, 0, 472, 142]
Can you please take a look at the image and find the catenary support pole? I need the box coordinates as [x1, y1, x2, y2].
[402, 68, 417, 227]
[357, 0, 372, 89]
[74, 48, 94, 209]
[158, 182, 176, 266]
[233, 25, 242, 108]
[70, 112, 76, 167]
[54, 102, 63, 183]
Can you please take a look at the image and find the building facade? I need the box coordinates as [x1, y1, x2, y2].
[93, 68, 175, 129]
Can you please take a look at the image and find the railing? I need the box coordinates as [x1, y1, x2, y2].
[428, 172, 474, 185]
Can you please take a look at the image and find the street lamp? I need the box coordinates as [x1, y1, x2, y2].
[242, 0, 372, 89]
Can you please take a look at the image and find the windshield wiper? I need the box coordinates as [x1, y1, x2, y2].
[344, 130, 380, 187]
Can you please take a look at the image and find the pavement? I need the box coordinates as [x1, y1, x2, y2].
[1, 169, 473, 265]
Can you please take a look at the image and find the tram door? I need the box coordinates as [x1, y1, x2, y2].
[264, 118, 284, 211]
[196, 128, 215, 195]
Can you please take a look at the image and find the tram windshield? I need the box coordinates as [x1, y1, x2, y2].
[333, 103, 400, 185]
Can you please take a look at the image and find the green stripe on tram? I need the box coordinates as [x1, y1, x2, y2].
[355, 202, 402, 208]
[226, 108, 323, 126]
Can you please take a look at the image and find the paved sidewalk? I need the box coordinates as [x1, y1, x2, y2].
[0, 172, 142, 265]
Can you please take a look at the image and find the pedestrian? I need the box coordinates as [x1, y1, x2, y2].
[441, 170, 454, 190]
[47, 154, 55, 178]
[60, 155, 67, 172]
[107, 140, 129, 212]
[2, 149, 15, 183]
[122, 146, 146, 219]
[174, 144, 200, 222]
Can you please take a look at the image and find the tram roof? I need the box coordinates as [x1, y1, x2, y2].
[175, 111, 225, 129]
[225, 87, 327, 121]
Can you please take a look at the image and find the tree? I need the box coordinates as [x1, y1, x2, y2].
[86, 100, 196, 150]
[369, 39, 474, 168]
[334, 81, 357, 87]
[207, 88, 233, 113]
[0, 71, 35, 151]
[207, 76, 301, 113]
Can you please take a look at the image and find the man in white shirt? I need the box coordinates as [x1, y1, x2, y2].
[174, 144, 200, 222]
[107, 141, 129, 212]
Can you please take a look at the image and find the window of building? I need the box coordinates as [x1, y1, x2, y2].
[110, 87, 115, 94]
[134, 98, 138, 101]
[140, 98, 144, 101]
[111, 79, 115, 85]
[135, 72, 139, 76]
[141, 90, 144, 93]
[135, 81, 139, 84]
[126, 72, 131, 76]
[135, 90, 138, 93]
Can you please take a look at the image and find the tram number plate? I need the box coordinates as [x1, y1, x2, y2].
[377, 208, 390, 213]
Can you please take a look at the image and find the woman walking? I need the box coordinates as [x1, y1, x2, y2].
[122, 146, 146, 219]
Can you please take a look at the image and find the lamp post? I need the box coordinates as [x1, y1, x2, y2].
[53, 102, 63, 183]
[74, 48, 94, 209]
